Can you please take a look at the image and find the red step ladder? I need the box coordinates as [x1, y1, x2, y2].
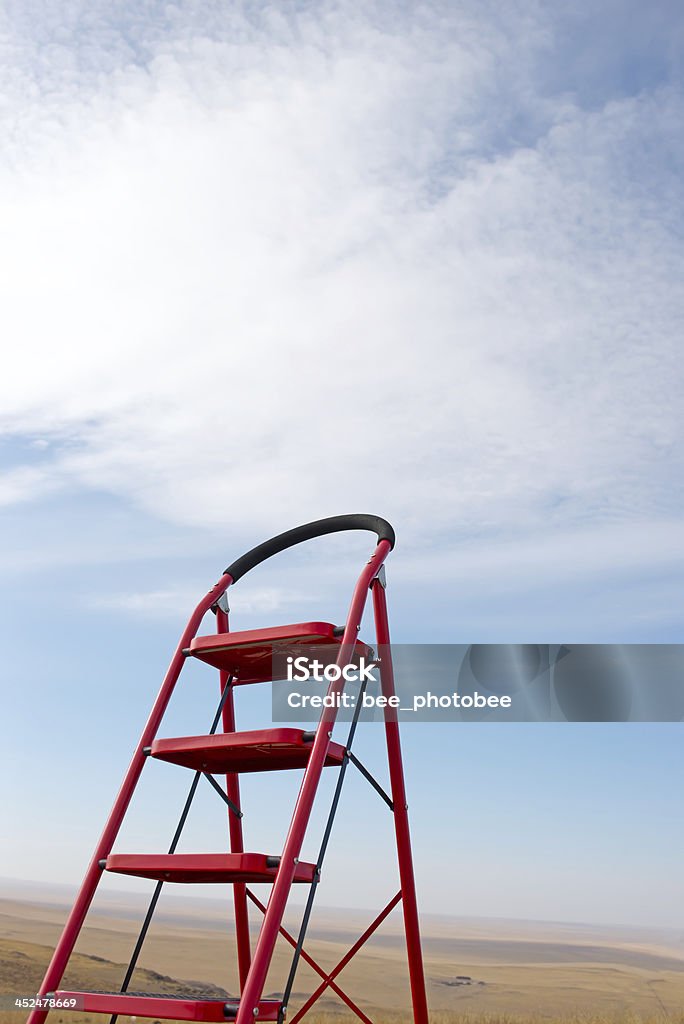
[29, 515, 429, 1024]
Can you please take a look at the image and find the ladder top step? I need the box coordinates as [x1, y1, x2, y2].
[53, 991, 281, 1021]
[151, 728, 346, 773]
[188, 621, 371, 682]
[104, 852, 317, 884]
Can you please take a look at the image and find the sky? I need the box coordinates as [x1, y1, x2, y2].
[1, 0, 683, 931]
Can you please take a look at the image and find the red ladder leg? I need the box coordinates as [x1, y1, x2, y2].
[27, 576, 231, 1024]
[372, 575, 430, 1024]
[216, 606, 252, 990]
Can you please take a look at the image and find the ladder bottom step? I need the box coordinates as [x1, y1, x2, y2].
[54, 991, 282, 1021]
[104, 852, 317, 884]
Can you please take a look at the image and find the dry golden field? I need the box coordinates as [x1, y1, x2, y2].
[1, 892, 683, 1024]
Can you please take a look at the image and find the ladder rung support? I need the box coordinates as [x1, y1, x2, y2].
[201, 771, 243, 818]
[347, 750, 394, 810]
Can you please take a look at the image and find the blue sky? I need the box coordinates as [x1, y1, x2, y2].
[1, 0, 683, 929]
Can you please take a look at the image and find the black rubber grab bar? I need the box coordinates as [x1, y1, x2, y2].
[224, 514, 395, 582]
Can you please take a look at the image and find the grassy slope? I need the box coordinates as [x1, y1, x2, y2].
[1, 898, 683, 1024]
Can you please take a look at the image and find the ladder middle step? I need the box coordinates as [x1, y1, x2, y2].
[103, 853, 317, 884]
[150, 728, 346, 773]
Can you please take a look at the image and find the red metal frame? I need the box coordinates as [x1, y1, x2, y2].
[372, 579, 429, 1024]
[28, 532, 429, 1024]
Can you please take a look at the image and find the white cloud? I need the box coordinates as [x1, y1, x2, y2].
[0, 463, 60, 505]
[0, 1, 682, 557]
[396, 519, 684, 588]
[90, 583, 309, 619]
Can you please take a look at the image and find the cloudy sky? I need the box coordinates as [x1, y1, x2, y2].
[1, 1, 683, 930]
